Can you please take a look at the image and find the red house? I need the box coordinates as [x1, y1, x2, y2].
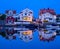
[6, 16, 15, 24]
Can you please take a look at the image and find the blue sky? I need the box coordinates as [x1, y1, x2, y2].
[0, 0, 60, 18]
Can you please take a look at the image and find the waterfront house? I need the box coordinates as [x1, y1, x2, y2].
[6, 16, 15, 24]
[17, 8, 33, 24]
[5, 10, 16, 24]
[39, 8, 56, 23]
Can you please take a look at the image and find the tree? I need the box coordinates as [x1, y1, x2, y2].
[0, 14, 6, 20]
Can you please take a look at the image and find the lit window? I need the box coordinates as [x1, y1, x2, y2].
[23, 17, 27, 20]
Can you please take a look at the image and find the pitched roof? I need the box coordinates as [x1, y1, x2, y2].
[20, 8, 33, 14]
[5, 10, 16, 14]
[39, 8, 56, 15]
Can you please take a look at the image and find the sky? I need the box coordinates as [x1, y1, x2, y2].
[0, 0, 60, 49]
[0, 0, 60, 18]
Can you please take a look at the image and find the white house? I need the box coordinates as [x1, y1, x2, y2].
[17, 8, 33, 24]
[39, 8, 56, 23]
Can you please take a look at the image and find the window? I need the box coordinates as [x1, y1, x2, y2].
[18, 17, 20, 19]
[9, 11, 13, 15]
[25, 13, 27, 15]
[49, 18, 52, 20]
[28, 14, 30, 16]
[21, 14, 23, 16]
[23, 17, 27, 20]
[8, 20, 13, 23]
[29, 12, 32, 14]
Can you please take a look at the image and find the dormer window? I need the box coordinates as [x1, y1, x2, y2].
[9, 11, 13, 15]
[25, 13, 27, 15]
[29, 12, 32, 14]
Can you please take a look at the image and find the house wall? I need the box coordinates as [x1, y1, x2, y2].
[17, 8, 33, 23]
[39, 12, 56, 23]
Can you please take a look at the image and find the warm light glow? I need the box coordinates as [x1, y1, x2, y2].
[43, 20, 48, 22]
[23, 16, 32, 22]
[23, 30, 32, 35]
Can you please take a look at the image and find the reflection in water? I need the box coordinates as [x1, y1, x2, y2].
[3, 27, 17, 40]
[0, 27, 60, 42]
[18, 30, 33, 42]
[0, 27, 34, 42]
[38, 28, 56, 42]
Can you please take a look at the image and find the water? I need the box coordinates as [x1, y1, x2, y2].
[0, 26, 60, 49]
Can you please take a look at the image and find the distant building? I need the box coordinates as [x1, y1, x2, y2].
[39, 29, 56, 42]
[39, 8, 56, 23]
[18, 30, 33, 42]
[17, 8, 33, 24]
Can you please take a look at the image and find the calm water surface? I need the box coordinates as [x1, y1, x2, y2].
[0, 27, 60, 49]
